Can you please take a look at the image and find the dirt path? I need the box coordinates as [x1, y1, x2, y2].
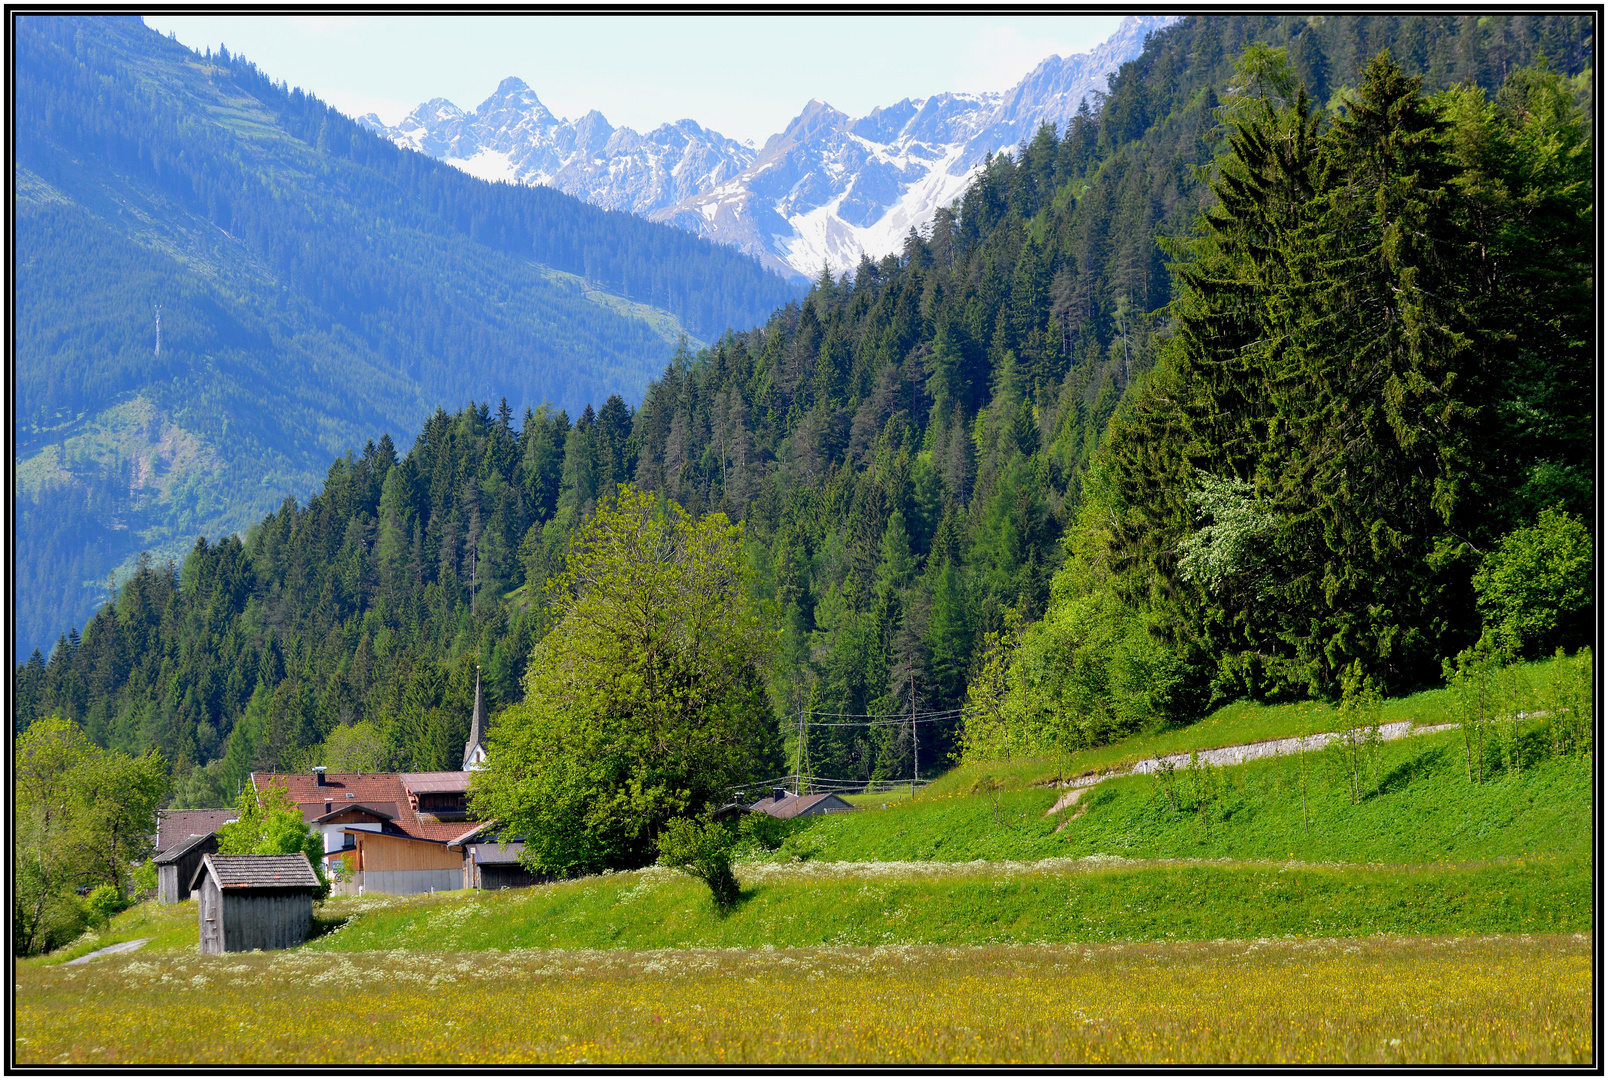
[1045, 721, 1459, 815]
[64, 937, 150, 966]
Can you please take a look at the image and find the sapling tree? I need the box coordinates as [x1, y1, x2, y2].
[1493, 661, 1530, 779]
[1445, 645, 1498, 784]
[1153, 759, 1179, 813]
[1331, 661, 1383, 803]
[656, 815, 740, 911]
[1543, 647, 1593, 758]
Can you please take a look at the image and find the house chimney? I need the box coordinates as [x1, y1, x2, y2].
[314, 766, 328, 787]
[324, 796, 333, 815]
[773, 787, 786, 803]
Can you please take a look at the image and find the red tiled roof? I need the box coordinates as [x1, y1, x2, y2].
[253, 773, 477, 843]
[156, 809, 236, 852]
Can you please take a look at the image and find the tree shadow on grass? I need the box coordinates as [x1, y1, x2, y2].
[1373, 745, 1447, 797]
[307, 910, 351, 941]
[710, 885, 761, 920]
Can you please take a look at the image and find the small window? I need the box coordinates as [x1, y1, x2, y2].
[347, 792, 356, 798]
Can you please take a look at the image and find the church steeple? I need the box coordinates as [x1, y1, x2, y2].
[463, 666, 488, 770]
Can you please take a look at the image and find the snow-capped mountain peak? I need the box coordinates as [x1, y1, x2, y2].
[358, 15, 1177, 278]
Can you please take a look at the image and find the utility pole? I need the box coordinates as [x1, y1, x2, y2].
[795, 709, 804, 796]
[910, 671, 917, 800]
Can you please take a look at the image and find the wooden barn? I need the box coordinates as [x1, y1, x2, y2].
[343, 828, 461, 895]
[154, 831, 218, 903]
[190, 853, 322, 954]
[464, 840, 548, 890]
[445, 823, 548, 890]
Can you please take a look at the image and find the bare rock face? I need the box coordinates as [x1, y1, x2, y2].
[358, 16, 1176, 280]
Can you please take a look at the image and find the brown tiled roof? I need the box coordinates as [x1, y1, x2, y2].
[156, 809, 236, 852]
[153, 831, 218, 864]
[400, 771, 471, 794]
[253, 773, 477, 843]
[192, 853, 320, 891]
[749, 792, 855, 819]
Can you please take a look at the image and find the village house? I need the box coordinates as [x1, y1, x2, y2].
[250, 768, 469, 895]
[190, 852, 322, 954]
[748, 788, 858, 819]
[247, 671, 496, 896]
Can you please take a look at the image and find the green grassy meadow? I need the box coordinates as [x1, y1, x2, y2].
[16, 936, 1591, 1064]
[18, 671, 1594, 1063]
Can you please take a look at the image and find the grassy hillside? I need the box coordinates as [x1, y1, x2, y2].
[37, 703, 1589, 962]
[784, 730, 1587, 865]
[26, 851, 1588, 963]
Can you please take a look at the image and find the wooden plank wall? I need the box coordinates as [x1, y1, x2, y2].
[221, 892, 312, 952]
[356, 831, 460, 872]
[198, 878, 224, 954]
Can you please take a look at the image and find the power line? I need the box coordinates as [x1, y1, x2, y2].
[795, 710, 961, 728]
[730, 773, 934, 791]
[798, 707, 961, 720]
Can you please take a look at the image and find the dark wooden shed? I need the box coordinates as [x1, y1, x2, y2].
[154, 831, 219, 903]
[190, 853, 322, 954]
[463, 840, 549, 890]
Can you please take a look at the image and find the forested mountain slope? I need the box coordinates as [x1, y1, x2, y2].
[13, 15, 799, 660]
[15, 14, 1592, 805]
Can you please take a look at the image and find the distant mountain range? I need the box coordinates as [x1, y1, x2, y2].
[359, 15, 1175, 279]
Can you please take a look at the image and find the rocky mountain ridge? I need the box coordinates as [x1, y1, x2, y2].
[359, 15, 1176, 278]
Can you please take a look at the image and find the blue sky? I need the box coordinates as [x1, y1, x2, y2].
[142, 14, 1126, 145]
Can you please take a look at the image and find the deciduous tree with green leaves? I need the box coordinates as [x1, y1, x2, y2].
[656, 814, 741, 911]
[12, 716, 167, 955]
[472, 485, 777, 877]
[1473, 508, 1592, 659]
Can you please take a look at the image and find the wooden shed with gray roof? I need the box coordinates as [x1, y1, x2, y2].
[154, 830, 219, 903]
[189, 853, 322, 954]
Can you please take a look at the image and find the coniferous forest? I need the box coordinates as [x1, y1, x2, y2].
[14, 14, 1593, 809]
